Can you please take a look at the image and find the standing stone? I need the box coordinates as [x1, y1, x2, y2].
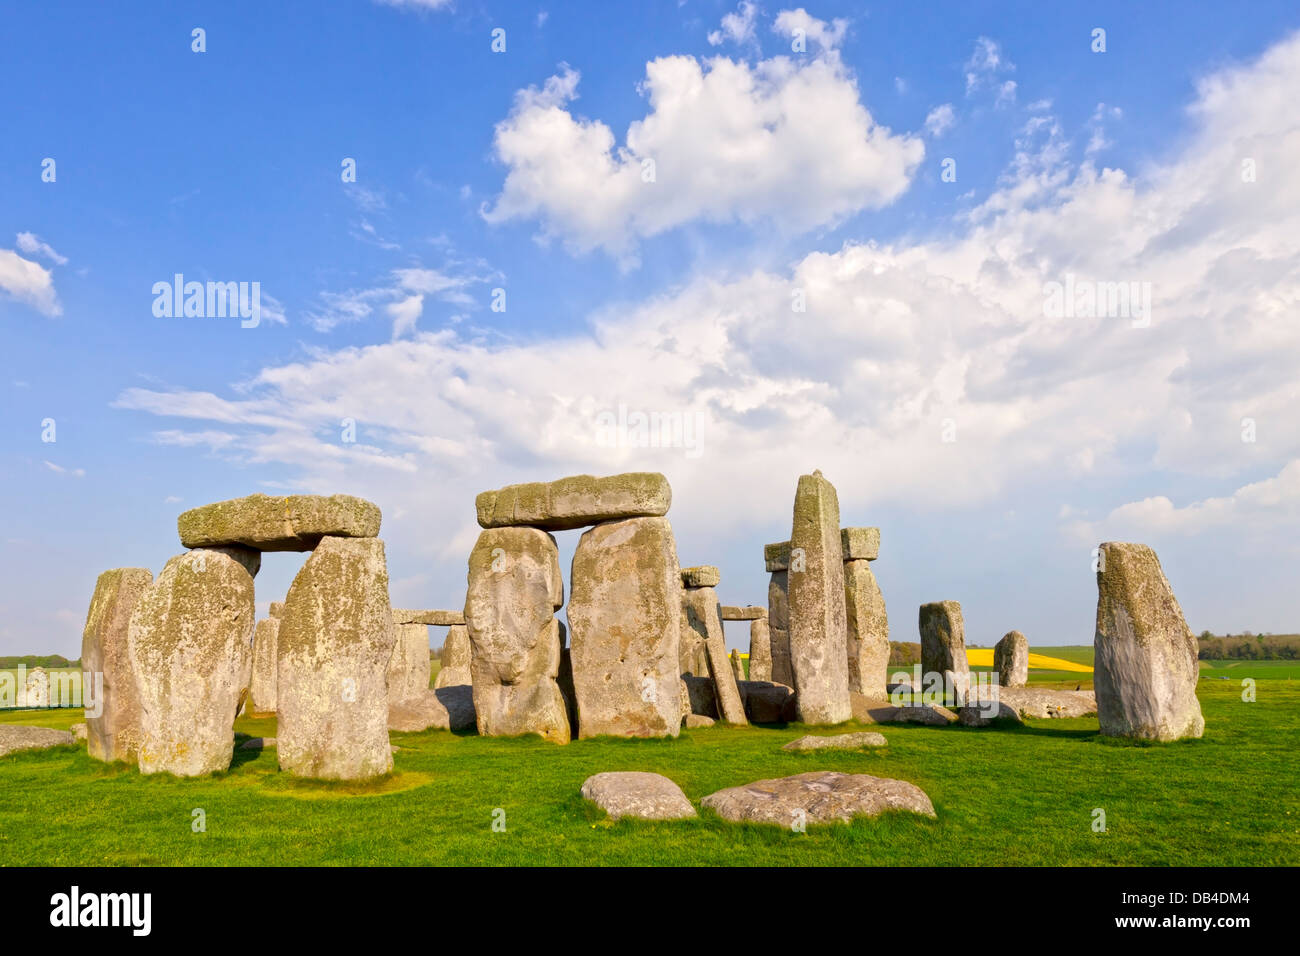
[435, 624, 472, 688]
[23, 667, 49, 708]
[767, 570, 793, 686]
[681, 585, 747, 725]
[730, 649, 746, 683]
[277, 536, 396, 780]
[387, 621, 431, 703]
[995, 630, 1029, 688]
[80, 567, 153, 763]
[269, 601, 285, 618]
[128, 550, 255, 776]
[246, 616, 280, 716]
[787, 471, 851, 724]
[919, 601, 969, 701]
[845, 560, 889, 699]
[748, 617, 773, 682]
[464, 527, 569, 744]
[1094, 542, 1204, 741]
[568, 516, 682, 738]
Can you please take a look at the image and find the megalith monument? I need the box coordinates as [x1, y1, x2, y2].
[277, 535, 397, 780]
[246, 614, 280, 716]
[843, 527, 888, 699]
[919, 600, 969, 702]
[387, 617, 432, 704]
[747, 616, 773, 682]
[764, 543, 794, 686]
[1093, 542, 1204, 741]
[464, 526, 570, 744]
[786, 471, 851, 724]
[128, 549, 256, 776]
[680, 567, 747, 725]
[995, 630, 1028, 688]
[435, 623, 473, 688]
[80, 567, 153, 763]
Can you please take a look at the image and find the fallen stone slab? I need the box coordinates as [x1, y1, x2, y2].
[0, 725, 75, 757]
[720, 605, 766, 621]
[1094, 541, 1204, 741]
[178, 493, 381, 551]
[684, 714, 715, 729]
[957, 701, 1025, 727]
[393, 608, 464, 626]
[997, 687, 1097, 719]
[850, 694, 958, 726]
[738, 680, 796, 723]
[840, 527, 880, 561]
[782, 731, 888, 752]
[681, 565, 720, 588]
[387, 686, 477, 733]
[475, 472, 671, 531]
[581, 771, 697, 821]
[702, 771, 935, 825]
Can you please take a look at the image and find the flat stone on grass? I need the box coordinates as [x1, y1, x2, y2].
[581, 771, 697, 821]
[0, 725, 75, 757]
[702, 771, 935, 825]
[782, 731, 888, 752]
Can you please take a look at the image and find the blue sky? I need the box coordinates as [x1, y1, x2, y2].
[4, 0, 1300, 656]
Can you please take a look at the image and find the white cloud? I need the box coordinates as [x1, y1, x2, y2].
[965, 36, 1014, 95]
[387, 294, 425, 339]
[0, 249, 61, 316]
[483, 43, 922, 262]
[372, 0, 453, 11]
[42, 461, 85, 478]
[119, 31, 1300, 564]
[304, 263, 491, 335]
[772, 8, 848, 52]
[924, 103, 955, 136]
[708, 2, 759, 47]
[15, 233, 67, 265]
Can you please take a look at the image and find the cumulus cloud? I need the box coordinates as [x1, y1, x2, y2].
[708, 1, 759, 47]
[118, 31, 1300, 571]
[772, 8, 848, 52]
[482, 30, 923, 262]
[15, 233, 67, 265]
[0, 248, 61, 316]
[924, 103, 955, 136]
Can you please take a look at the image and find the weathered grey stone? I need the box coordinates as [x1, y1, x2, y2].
[851, 693, 958, 726]
[957, 700, 1025, 726]
[787, 471, 851, 724]
[128, 550, 255, 776]
[995, 630, 1029, 688]
[768, 571, 792, 685]
[764, 541, 791, 573]
[748, 617, 773, 682]
[997, 687, 1097, 719]
[1094, 542, 1203, 741]
[277, 536, 395, 780]
[465, 527, 569, 744]
[845, 559, 889, 698]
[476, 472, 671, 531]
[268, 601, 285, 619]
[70, 722, 87, 742]
[677, 609, 711, 678]
[702, 771, 935, 825]
[681, 565, 720, 588]
[730, 649, 746, 683]
[0, 725, 74, 756]
[387, 621, 431, 704]
[684, 714, 716, 729]
[246, 616, 279, 716]
[393, 608, 464, 626]
[238, 736, 274, 750]
[434, 624, 472, 688]
[919, 601, 969, 700]
[681, 675, 718, 718]
[580, 771, 697, 821]
[720, 605, 766, 621]
[568, 516, 683, 738]
[387, 685, 477, 732]
[840, 527, 880, 561]
[177, 493, 381, 551]
[680, 585, 747, 725]
[738, 680, 796, 723]
[782, 731, 888, 751]
[80, 567, 153, 763]
[209, 545, 261, 578]
[556, 636, 579, 737]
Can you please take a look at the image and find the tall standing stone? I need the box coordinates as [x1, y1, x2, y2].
[568, 516, 682, 738]
[681, 582, 747, 725]
[919, 601, 969, 700]
[767, 570, 792, 685]
[80, 567, 153, 763]
[277, 536, 396, 780]
[748, 617, 773, 682]
[995, 630, 1028, 688]
[387, 620, 431, 703]
[786, 471, 851, 724]
[1094, 542, 1204, 741]
[730, 649, 746, 683]
[246, 616, 280, 716]
[464, 527, 569, 744]
[435, 624, 473, 688]
[128, 550, 255, 776]
[845, 560, 889, 698]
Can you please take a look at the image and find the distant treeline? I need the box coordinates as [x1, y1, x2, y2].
[889, 643, 922, 666]
[1197, 633, 1300, 660]
[0, 655, 80, 669]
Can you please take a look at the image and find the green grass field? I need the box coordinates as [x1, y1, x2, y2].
[2, 676, 1296, 866]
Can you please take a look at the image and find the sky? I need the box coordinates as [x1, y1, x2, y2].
[3, 0, 1300, 657]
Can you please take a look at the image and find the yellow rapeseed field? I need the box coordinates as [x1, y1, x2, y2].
[965, 649, 1093, 673]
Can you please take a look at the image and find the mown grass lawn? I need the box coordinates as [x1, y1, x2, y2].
[1, 678, 1296, 866]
